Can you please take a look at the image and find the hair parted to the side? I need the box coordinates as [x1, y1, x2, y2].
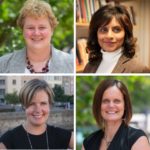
[17, 0, 58, 30]
[93, 79, 132, 128]
[87, 4, 136, 64]
[19, 79, 54, 108]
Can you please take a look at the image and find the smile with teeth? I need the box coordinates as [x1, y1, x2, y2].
[106, 111, 117, 114]
[32, 114, 43, 119]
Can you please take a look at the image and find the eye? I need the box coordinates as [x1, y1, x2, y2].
[39, 26, 46, 30]
[27, 27, 34, 30]
[114, 99, 121, 104]
[98, 27, 108, 33]
[41, 101, 48, 105]
[102, 99, 109, 104]
[113, 27, 122, 33]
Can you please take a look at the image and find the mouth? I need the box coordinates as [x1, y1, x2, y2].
[106, 111, 117, 114]
[31, 38, 43, 42]
[32, 114, 43, 119]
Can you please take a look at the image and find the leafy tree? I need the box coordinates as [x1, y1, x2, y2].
[0, 0, 73, 55]
[4, 91, 19, 104]
[53, 84, 73, 102]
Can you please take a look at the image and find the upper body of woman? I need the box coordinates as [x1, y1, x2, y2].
[82, 79, 150, 150]
[0, 79, 73, 149]
[83, 5, 150, 73]
[0, 0, 73, 73]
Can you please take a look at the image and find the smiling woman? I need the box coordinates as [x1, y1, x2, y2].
[0, 79, 74, 149]
[0, 0, 73, 73]
[82, 79, 150, 150]
[83, 4, 150, 73]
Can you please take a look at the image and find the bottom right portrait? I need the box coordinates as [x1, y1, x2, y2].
[76, 76, 150, 150]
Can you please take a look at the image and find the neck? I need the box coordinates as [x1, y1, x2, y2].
[24, 122, 47, 135]
[104, 121, 122, 141]
[26, 46, 51, 62]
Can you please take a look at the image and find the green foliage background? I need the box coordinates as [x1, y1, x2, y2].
[0, 0, 73, 56]
[76, 76, 150, 149]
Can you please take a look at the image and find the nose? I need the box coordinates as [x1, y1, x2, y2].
[108, 101, 115, 107]
[33, 28, 40, 35]
[34, 104, 41, 112]
[107, 29, 114, 39]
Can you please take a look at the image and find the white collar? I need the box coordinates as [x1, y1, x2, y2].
[101, 47, 123, 62]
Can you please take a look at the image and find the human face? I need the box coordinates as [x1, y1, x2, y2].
[25, 90, 50, 127]
[23, 16, 52, 50]
[97, 17, 125, 52]
[101, 86, 124, 123]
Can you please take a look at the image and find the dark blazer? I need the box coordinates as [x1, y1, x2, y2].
[83, 55, 150, 73]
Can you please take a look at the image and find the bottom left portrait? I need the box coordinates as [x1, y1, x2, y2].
[0, 75, 74, 149]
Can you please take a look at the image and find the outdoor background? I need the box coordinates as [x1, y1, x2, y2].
[0, 0, 73, 56]
[76, 76, 150, 150]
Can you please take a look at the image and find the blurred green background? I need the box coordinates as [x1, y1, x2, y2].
[0, 0, 73, 56]
[76, 76, 150, 150]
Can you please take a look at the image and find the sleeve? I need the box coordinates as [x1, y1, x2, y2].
[0, 130, 13, 149]
[49, 126, 72, 149]
[128, 128, 147, 148]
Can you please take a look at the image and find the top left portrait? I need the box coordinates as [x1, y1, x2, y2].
[0, 0, 74, 74]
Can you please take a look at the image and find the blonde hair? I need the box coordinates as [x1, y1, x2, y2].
[19, 79, 54, 108]
[17, 0, 58, 30]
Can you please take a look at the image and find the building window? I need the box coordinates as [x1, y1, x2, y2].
[0, 89, 5, 95]
[0, 80, 5, 85]
[12, 79, 16, 85]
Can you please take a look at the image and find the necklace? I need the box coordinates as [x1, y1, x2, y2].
[104, 135, 111, 148]
[26, 127, 49, 149]
[26, 56, 49, 73]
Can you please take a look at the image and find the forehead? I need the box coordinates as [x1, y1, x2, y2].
[24, 16, 50, 25]
[103, 86, 123, 98]
[101, 16, 123, 28]
[32, 90, 49, 101]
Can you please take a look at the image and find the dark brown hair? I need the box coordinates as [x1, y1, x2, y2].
[93, 79, 132, 128]
[87, 4, 136, 63]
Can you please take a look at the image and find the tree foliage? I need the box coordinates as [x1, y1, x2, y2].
[4, 91, 19, 104]
[0, 0, 73, 55]
[53, 84, 73, 102]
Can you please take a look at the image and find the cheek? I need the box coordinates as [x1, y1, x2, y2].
[117, 32, 125, 42]
[23, 30, 33, 39]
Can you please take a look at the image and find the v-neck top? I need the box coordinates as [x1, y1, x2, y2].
[83, 122, 147, 150]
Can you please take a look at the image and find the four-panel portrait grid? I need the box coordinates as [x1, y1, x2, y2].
[0, 0, 150, 149]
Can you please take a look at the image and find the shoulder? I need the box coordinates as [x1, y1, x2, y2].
[50, 47, 73, 73]
[0, 49, 25, 72]
[52, 47, 73, 61]
[0, 125, 23, 139]
[83, 129, 103, 149]
[47, 125, 71, 136]
[123, 55, 150, 73]
[0, 125, 23, 148]
[0, 50, 25, 61]
[127, 126, 147, 147]
[83, 60, 101, 73]
[47, 125, 72, 148]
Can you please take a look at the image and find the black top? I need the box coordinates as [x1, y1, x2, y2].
[83, 122, 147, 150]
[0, 124, 71, 149]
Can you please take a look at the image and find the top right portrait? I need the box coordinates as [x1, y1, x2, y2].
[76, 0, 150, 73]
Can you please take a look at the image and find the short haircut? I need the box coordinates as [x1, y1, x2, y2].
[93, 79, 132, 128]
[19, 79, 54, 108]
[87, 4, 136, 63]
[17, 0, 58, 30]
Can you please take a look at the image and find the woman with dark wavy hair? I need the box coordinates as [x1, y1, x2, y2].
[83, 5, 150, 73]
